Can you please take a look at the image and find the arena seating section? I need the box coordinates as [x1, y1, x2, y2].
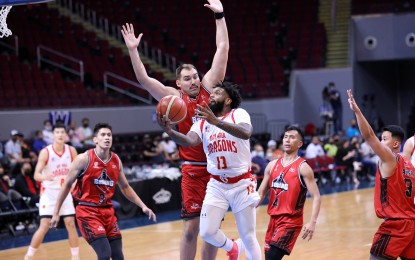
[0, 0, 327, 109]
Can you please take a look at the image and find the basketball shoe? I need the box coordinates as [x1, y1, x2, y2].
[227, 238, 245, 260]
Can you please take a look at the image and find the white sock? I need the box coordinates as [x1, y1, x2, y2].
[70, 247, 79, 256]
[27, 246, 37, 256]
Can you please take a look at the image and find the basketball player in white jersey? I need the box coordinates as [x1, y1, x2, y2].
[402, 134, 415, 166]
[157, 81, 261, 260]
[25, 123, 79, 260]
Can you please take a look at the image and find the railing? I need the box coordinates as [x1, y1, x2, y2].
[55, 0, 178, 73]
[0, 35, 18, 56]
[37, 45, 84, 82]
[103, 72, 153, 105]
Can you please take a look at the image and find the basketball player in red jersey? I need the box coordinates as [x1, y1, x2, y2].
[51, 123, 156, 259]
[121, 1, 228, 259]
[347, 90, 415, 260]
[257, 126, 321, 260]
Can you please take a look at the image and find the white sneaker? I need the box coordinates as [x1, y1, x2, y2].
[71, 255, 80, 260]
[24, 254, 32, 260]
[235, 238, 245, 257]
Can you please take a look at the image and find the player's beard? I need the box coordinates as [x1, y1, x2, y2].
[209, 100, 225, 115]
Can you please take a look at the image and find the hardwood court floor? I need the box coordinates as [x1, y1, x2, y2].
[1, 188, 381, 259]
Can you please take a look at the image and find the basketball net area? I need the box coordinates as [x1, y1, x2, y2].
[0, 0, 54, 38]
[0, 6, 12, 38]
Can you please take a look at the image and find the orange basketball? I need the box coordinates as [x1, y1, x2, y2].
[156, 95, 187, 124]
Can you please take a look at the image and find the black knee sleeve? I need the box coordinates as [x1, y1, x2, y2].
[265, 245, 287, 260]
[90, 238, 111, 260]
[110, 238, 124, 260]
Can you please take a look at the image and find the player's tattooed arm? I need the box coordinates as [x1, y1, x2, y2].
[216, 120, 252, 140]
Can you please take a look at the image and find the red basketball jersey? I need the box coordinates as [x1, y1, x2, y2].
[72, 149, 121, 207]
[178, 85, 210, 162]
[374, 154, 415, 219]
[268, 157, 308, 220]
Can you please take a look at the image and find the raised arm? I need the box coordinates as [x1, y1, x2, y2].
[121, 23, 179, 101]
[50, 152, 88, 228]
[299, 162, 321, 241]
[347, 90, 396, 177]
[117, 160, 156, 222]
[201, 0, 229, 91]
[196, 102, 252, 140]
[402, 136, 414, 161]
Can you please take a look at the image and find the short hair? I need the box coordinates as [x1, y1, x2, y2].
[382, 125, 405, 143]
[52, 122, 66, 132]
[93, 123, 112, 136]
[285, 125, 305, 141]
[175, 64, 196, 80]
[213, 81, 242, 109]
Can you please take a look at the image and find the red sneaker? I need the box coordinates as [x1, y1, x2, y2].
[227, 238, 244, 260]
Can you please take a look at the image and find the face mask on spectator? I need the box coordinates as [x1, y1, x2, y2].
[257, 151, 265, 158]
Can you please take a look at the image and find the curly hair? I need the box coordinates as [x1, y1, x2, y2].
[213, 81, 242, 109]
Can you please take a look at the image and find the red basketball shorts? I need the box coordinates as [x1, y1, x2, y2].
[76, 205, 121, 244]
[370, 218, 415, 259]
[180, 164, 210, 219]
[264, 215, 303, 255]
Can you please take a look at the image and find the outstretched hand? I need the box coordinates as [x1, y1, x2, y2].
[50, 214, 60, 230]
[195, 102, 219, 125]
[156, 112, 173, 132]
[302, 221, 316, 241]
[142, 206, 157, 222]
[204, 0, 224, 13]
[121, 23, 143, 50]
[347, 89, 360, 113]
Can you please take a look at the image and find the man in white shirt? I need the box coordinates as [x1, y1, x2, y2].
[305, 136, 325, 159]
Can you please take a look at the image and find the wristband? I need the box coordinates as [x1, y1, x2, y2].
[214, 12, 225, 19]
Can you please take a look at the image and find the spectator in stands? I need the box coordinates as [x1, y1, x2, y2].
[346, 118, 361, 140]
[67, 121, 84, 150]
[13, 162, 39, 207]
[305, 135, 325, 159]
[160, 132, 179, 166]
[0, 141, 11, 168]
[0, 164, 12, 194]
[77, 117, 95, 148]
[19, 135, 38, 166]
[360, 138, 378, 180]
[323, 135, 339, 157]
[42, 120, 54, 145]
[328, 82, 343, 134]
[251, 143, 269, 189]
[32, 130, 47, 155]
[5, 130, 30, 176]
[142, 134, 164, 164]
[265, 139, 283, 161]
[335, 140, 359, 185]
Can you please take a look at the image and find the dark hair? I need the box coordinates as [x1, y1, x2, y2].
[52, 122, 66, 132]
[93, 123, 112, 136]
[214, 81, 242, 109]
[382, 125, 405, 143]
[175, 63, 197, 80]
[328, 82, 335, 87]
[285, 125, 305, 141]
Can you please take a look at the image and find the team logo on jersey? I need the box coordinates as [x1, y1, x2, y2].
[93, 162, 99, 168]
[204, 125, 211, 132]
[271, 172, 288, 207]
[93, 169, 114, 193]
